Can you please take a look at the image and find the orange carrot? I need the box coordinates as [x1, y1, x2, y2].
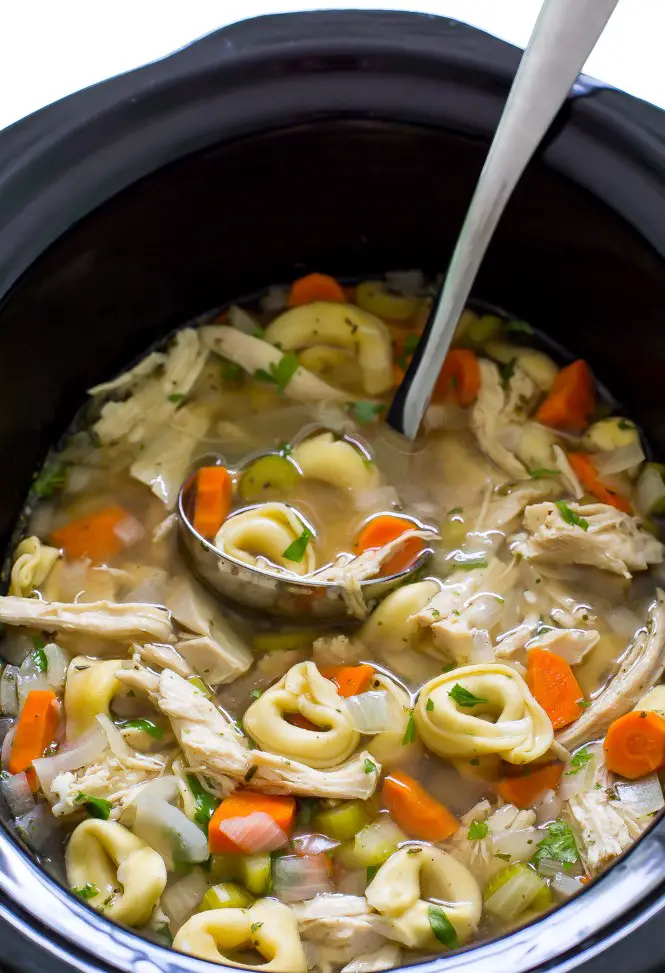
[603, 710, 665, 779]
[192, 466, 233, 538]
[288, 273, 346, 307]
[50, 505, 129, 562]
[287, 712, 319, 731]
[392, 364, 406, 387]
[320, 664, 375, 698]
[433, 349, 481, 406]
[208, 789, 296, 854]
[526, 648, 583, 730]
[382, 771, 458, 842]
[353, 514, 424, 577]
[535, 359, 596, 431]
[9, 690, 60, 790]
[498, 763, 563, 808]
[567, 452, 632, 513]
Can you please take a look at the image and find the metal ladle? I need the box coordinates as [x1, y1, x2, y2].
[178, 0, 618, 619]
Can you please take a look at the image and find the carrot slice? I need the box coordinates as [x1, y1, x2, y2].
[50, 505, 129, 562]
[535, 359, 596, 431]
[433, 349, 481, 406]
[382, 771, 458, 842]
[526, 648, 583, 730]
[320, 664, 375, 698]
[604, 710, 665, 779]
[192, 466, 233, 539]
[288, 273, 346, 307]
[208, 789, 296, 854]
[9, 690, 60, 790]
[567, 452, 632, 513]
[287, 713, 319, 731]
[498, 763, 563, 808]
[353, 514, 424, 577]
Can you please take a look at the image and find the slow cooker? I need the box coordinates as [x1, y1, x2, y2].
[1, 10, 665, 973]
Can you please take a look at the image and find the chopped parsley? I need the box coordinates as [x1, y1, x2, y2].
[565, 746, 592, 775]
[244, 766, 258, 783]
[495, 852, 512, 862]
[73, 883, 99, 901]
[278, 440, 293, 456]
[116, 718, 163, 739]
[33, 464, 67, 499]
[555, 500, 589, 531]
[363, 758, 377, 775]
[397, 332, 420, 369]
[351, 401, 386, 425]
[448, 684, 489, 708]
[529, 468, 559, 479]
[425, 698, 435, 712]
[500, 358, 517, 387]
[451, 552, 488, 571]
[187, 774, 221, 826]
[617, 419, 635, 430]
[402, 710, 416, 746]
[282, 527, 313, 563]
[366, 865, 379, 883]
[427, 905, 459, 949]
[250, 921, 263, 933]
[249, 688, 263, 700]
[253, 351, 299, 394]
[467, 819, 489, 841]
[531, 819, 579, 870]
[505, 319, 534, 335]
[30, 645, 48, 673]
[75, 793, 112, 820]
[167, 392, 186, 404]
[220, 360, 242, 382]
[577, 698, 591, 709]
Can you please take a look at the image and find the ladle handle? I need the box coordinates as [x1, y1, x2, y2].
[389, 0, 620, 440]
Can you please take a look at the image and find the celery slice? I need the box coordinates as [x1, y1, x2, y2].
[201, 882, 254, 911]
[238, 852, 272, 896]
[314, 801, 370, 842]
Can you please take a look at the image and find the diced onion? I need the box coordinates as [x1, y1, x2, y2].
[113, 515, 145, 548]
[551, 872, 584, 898]
[272, 854, 332, 902]
[534, 788, 562, 826]
[1, 772, 35, 818]
[469, 630, 495, 664]
[96, 713, 131, 758]
[491, 828, 540, 862]
[15, 803, 58, 854]
[558, 744, 602, 801]
[33, 726, 107, 793]
[636, 464, 665, 517]
[162, 868, 208, 929]
[17, 652, 50, 707]
[291, 832, 340, 857]
[64, 466, 93, 494]
[344, 692, 392, 734]
[133, 797, 209, 868]
[615, 773, 664, 817]
[465, 594, 505, 631]
[229, 304, 263, 336]
[485, 866, 545, 921]
[44, 643, 69, 692]
[535, 857, 564, 878]
[220, 811, 288, 854]
[593, 441, 645, 476]
[1, 727, 16, 771]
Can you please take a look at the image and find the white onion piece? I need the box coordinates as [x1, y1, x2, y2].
[551, 872, 584, 898]
[44, 643, 69, 692]
[465, 594, 505, 631]
[535, 857, 563, 878]
[63, 466, 93, 494]
[113, 515, 145, 548]
[0, 717, 13, 745]
[15, 802, 58, 854]
[469, 630, 495, 664]
[133, 797, 209, 868]
[33, 726, 107, 794]
[637, 465, 665, 517]
[594, 441, 644, 476]
[491, 828, 540, 862]
[615, 773, 664, 817]
[96, 713, 130, 758]
[273, 854, 332, 902]
[484, 866, 545, 921]
[229, 304, 262, 336]
[344, 692, 392, 734]
[336, 871, 367, 896]
[354, 486, 401, 514]
[534, 788, 562, 826]
[0, 666, 19, 716]
[220, 811, 288, 853]
[1, 772, 35, 817]
[558, 744, 602, 801]
[162, 868, 207, 929]
[17, 651, 50, 707]
[1, 727, 16, 771]
[291, 832, 339, 857]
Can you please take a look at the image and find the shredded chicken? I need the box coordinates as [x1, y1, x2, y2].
[0, 596, 173, 642]
[132, 642, 193, 678]
[470, 360, 537, 478]
[478, 479, 560, 533]
[129, 404, 210, 507]
[49, 752, 167, 818]
[312, 634, 365, 668]
[448, 800, 537, 885]
[516, 501, 664, 578]
[495, 624, 599, 664]
[293, 896, 390, 973]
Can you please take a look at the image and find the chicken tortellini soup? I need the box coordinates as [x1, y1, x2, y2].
[3, 270, 665, 970]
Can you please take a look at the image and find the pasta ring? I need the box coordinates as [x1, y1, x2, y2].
[215, 503, 316, 576]
[64, 656, 123, 741]
[292, 433, 379, 493]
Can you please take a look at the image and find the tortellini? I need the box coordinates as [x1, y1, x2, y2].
[264, 302, 393, 395]
[366, 845, 482, 949]
[66, 819, 166, 926]
[9, 536, 59, 597]
[414, 664, 553, 764]
[173, 899, 307, 971]
[360, 580, 440, 654]
[64, 656, 123, 741]
[366, 673, 419, 768]
[215, 503, 316, 576]
[243, 661, 360, 769]
[292, 433, 379, 493]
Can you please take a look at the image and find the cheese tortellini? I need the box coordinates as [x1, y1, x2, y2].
[174, 899, 307, 971]
[360, 580, 440, 653]
[366, 845, 482, 949]
[66, 819, 166, 926]
[64, 656, 122, 741]
[215, 503, 316, 576]
[292, 433, 379, 493]
[9, 536, 59, 597]
[243, 661, 360, 768]
[366, 673, 419, 767]
[264, 302, 393, 395]
[414, 663, 553, 764]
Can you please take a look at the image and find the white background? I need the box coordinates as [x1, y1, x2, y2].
[0, 0, 664, 131]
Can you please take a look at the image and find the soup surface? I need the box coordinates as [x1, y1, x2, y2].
[1, 270, 665, 972]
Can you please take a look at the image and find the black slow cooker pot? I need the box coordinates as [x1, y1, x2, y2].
[1, 10, 665, 973]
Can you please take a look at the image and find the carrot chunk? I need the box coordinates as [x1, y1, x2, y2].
[320, 664, 375, 698]
[382, 771, 458, 842]
[535, 359, 596, 431]
[498, 763, 563, 808]
[192, 466, 233, 539]
[287, 712, 320, 731]
[288, 273, 346, 307]
[353, 514, 424, 577]
[567, 452, 632, 513]
[9, 690, 60, 790]
[433, 349, 481, 406]
[208, 789, 296, 854]
[50, 505, 129, 562]
[526, 648, 583, 730]
[604, 710, 665, 779]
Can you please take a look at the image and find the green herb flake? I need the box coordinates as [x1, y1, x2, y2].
[425, 698, 435, 712]
[75, 793, 112, 820]
[452, 552, 488, 571]
[467, 819, 489, 841]
[500, 358, 517, 387]
[282, 527, 313, 563]
[249, 688, 263, 700]
[469, 758, 480, 766]
[278, 441, 293, 456]
[351, 401, 387, 425]
[529, 468, 559, 479]
[296, 798, 319, 827]
[495, 852, 512, 862]
[187, 774, 221, 826]
[363, 758, 377, 775]
[427, 904, 459, 949]
[33, 464, 67, 499]
[73, 883, 99, 901]
[617, 419, 635, 430]
[30, 646, 48, 673]
[555, 500, 589, 531]
[397, 332, 420, 368]
[250, 921, 263, 933]
[253, 351, 300, 394]
[116, 718, 163, 739]
[565, 746, 592, 775]
[244, 765, 258, 783]
[448, 684, 489, 708]
[505, 319, 534, 335]
[531, 819, 579, 870]
[220, 360, 242, 382]
[167, 393, 186, 404]
[366, 865, 379, 883]
[402, 711, 416, 746]
[577, 698, 591, 710]
[448, 507, 463, 516]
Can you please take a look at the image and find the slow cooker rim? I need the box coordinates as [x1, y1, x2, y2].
[0, 10, 665, 973]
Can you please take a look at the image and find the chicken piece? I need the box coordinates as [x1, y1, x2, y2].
[470, 360, 537, 478]
[130, 404, 210, 507]
[448, 800, 536, 885]
[293, 896, 389, 973]
[49, 752, 167, 818]
[525, 626, 599, 665]
[0, 596, 173, 642]
[312, 634, 365, 668]
[340, 945, 402, 973]
[516, 501, 664, 579]
[117, 667, 380, 800]
[558, 591, 665, 750]
[132, 642, 193, 679]
[478, 479, 561, 533]
[164, 576, 252, 684]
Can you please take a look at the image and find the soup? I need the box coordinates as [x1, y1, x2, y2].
[1, 270, 664, 972]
